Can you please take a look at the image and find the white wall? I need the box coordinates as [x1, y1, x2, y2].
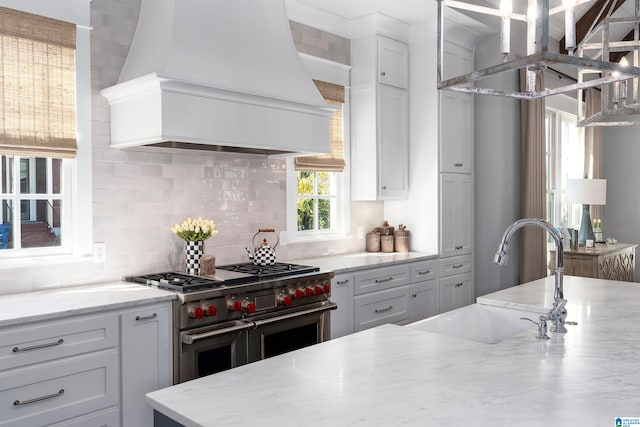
[384, 4, 439, 253]
[1, 0, 384, 295]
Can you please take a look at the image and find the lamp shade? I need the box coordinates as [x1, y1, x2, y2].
[565, 179, 607, 205]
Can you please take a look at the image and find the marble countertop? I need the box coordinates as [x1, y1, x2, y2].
[287, 251, 438, 274]
[0, 282, 176, 327]
[147, 276, 640, 426]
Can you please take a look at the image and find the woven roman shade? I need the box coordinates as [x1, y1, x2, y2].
[0, 7, 77, 158]
[295, 80, 346, 172]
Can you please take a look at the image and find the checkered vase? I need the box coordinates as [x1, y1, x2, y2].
[185, 240, 204, 275]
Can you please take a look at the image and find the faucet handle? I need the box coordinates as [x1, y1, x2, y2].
[521, 316, 550, 340]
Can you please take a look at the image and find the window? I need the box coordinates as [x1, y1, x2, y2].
[545, 108, 584, 229]
[286, 56, 351, 242]
[0, 2, 92, 260]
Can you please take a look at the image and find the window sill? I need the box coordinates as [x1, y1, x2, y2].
[0, 253, 98, 270]
[285, 232, 352, 245]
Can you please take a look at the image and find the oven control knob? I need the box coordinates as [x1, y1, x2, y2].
[314, 286, 324, 295]
[323, 284, 331, 294]
[190, 306, 204, 320]
[280, 295, 293, 307]
[231, 300, 243, 313]
[244, 301, 257, 314]
[294, 289, 305, 299]
[206, 305, 217, 317]
[304, 287, 314, 298]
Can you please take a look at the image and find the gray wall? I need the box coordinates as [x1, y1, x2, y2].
[473, 32, 523, 297]
[603, 125, 640, 281]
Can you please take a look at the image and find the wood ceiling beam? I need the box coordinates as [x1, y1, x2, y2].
[559, 0, 626, 54]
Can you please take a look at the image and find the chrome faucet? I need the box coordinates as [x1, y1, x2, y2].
[494, 218, 569, 333]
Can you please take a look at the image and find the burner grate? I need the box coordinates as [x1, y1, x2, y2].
[125, 272, 225, 292]
[216, 262, 319, 279]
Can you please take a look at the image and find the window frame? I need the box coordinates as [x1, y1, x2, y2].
[286, 54, 351, 243]
[0, 0, 93, 264]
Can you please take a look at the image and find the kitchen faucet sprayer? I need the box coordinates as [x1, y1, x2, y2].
[494, 218, 570, 333]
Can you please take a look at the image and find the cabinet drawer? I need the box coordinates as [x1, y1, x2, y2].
[410, 259, 438, 282]
[354, 265, 411, 295]
[439, 255, 472, 277]
[0, 350, 118, 427]
[0, 314, 118, 371]
[354, 286, 409, 331]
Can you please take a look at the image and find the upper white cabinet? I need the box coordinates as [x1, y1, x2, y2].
[377, 37, 409, 88]
[440, 42, 473, 174]
[351, 35, 409, 201]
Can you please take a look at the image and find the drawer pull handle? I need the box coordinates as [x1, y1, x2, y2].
[380, 71, 386, 76]
[14, 389, 64, 406]
[455, 283, 464, 287]
[375, 305, 393, 313]
[336, 279, 350, 285]
[417, 270, 431, 275]
[452, 264, 464, 269]
[136, 313, 158, 321]
[454, 162, 464, 167]
[375, 277, 394, 283]
[455, 245, 464, 250]
[13, 339, 63, 353]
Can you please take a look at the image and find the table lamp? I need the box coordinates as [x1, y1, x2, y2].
[565, 178, 607, 244]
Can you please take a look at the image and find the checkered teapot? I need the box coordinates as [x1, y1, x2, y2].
[246, 229, 279, 266]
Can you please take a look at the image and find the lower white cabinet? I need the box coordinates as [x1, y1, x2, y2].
[354, 286, 410, 332]
[0, 300, 172, 427]
[120, 304, 172, 427]
[409, 280, 439, 323]
[330, 273, 355, 339]
[439, 273, 473, 313]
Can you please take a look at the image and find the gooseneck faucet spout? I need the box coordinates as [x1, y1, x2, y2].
[494, 218, 568, 333]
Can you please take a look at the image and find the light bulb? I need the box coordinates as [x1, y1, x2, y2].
[620, 57, 629, 67]
[562, 0, 576, 11]
[500, 0, 512, 17]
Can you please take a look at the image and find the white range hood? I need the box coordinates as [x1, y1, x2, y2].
[100, 0, 335, 156]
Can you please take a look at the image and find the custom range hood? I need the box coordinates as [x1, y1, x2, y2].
[100, 0, 335, 156]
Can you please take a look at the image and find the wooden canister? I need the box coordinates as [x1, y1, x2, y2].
[394, 230, 410, 252]
[381, 235, 394, 253]
[366, 231, 381, 252]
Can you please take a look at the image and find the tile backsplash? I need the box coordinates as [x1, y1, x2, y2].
[0, 0, 383, 295]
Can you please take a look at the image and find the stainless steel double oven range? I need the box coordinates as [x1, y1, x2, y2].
[126, 262, 335, 384]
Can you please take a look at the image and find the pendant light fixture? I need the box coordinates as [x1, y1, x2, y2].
[437, 0, 640, 99]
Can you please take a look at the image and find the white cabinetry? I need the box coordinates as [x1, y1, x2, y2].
[0, 301, 172, 427]
[439, 39, 474, 311]
[440, 173, 473, 258]
[120, 303, 172, 427]
[330, 273, 355, 339]
[438, 255, 473, 313]
[345, 259, 438, 333]
[351, 35, 409, 200]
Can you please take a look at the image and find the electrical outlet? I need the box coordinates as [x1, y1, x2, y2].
[357, 226, 364, 239]
[93, 242, 106, 262]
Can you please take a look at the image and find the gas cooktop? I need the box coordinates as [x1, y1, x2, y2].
[125, 262, 320, 293]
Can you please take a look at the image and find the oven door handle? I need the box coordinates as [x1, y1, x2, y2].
[252, 303, 337, 328]
[182, 322, 253, 345]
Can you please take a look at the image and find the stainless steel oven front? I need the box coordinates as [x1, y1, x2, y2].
[248, 301, 336, 362]
[179, 320, 252, 383]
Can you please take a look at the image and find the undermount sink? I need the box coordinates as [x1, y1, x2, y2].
[406, 303, 538, 344]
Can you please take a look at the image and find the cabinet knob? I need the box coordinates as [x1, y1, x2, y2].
[412, 293, 417, 298]
[455, 162, 464, 167]
[455, 245, 464, 250]
[381, 186, 387, 190]
[380, 71, 386, 76]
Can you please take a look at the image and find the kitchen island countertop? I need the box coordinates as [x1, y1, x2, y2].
[146, 275, 640, 426]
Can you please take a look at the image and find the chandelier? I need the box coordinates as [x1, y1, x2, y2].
[437, 0, 640, 99]
[577, 0, 640, 126]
